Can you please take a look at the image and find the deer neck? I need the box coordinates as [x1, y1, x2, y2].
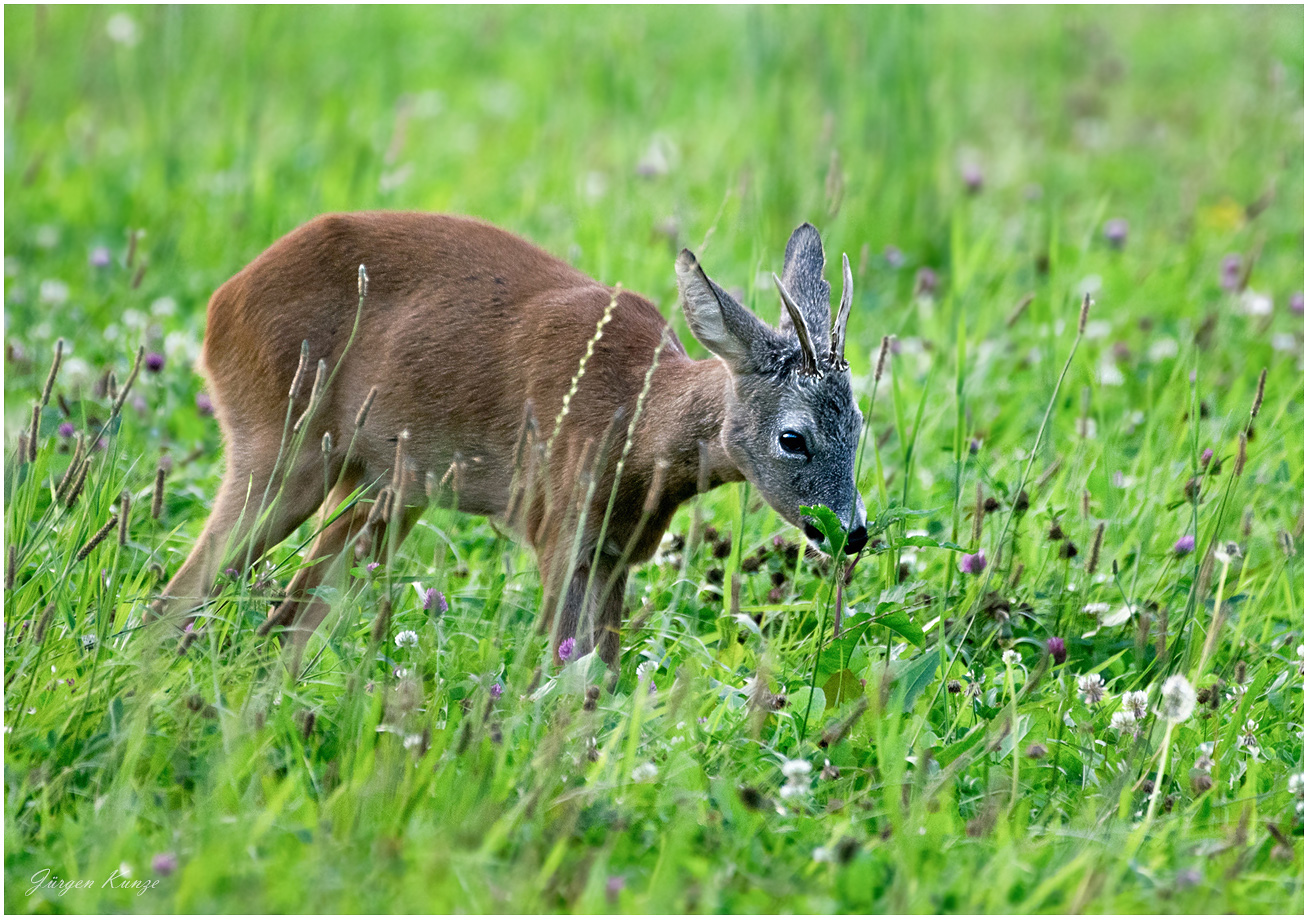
[643, 355, 744, 502]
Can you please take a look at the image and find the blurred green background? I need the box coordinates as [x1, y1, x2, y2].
[3, 6, 1304, 913]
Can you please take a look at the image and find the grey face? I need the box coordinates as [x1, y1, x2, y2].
[675, 223, 869, 554]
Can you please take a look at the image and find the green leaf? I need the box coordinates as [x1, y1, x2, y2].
[799, 503, 846, 555]
[871, 609, 926, 647]
[897, 653, 939, 711]
[896, 535, 966, 552]
[822, 669, 863, 709]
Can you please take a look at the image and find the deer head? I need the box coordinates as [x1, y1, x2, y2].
[675, 223, 867, 554]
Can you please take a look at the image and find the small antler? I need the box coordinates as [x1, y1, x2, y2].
[773, 273, 820, 376]
[829, 253, 853, 369]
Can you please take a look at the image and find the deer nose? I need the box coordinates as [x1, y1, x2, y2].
[844, 525, 868, 554]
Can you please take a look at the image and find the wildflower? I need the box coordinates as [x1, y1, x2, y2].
[1102, 218, 1128, 249]
[402, 733, 424, 750]
[1289, 772, 1304, 815]
[605, 876, 625, 904]
[1078, 673, 1106, 706]
[968, 436, 982, 454]
[89, 246, 112, 268]
[1194, 752, 1214, 773]
[1082, 602, 1110, 617]
[145, 352, 165, 373]
[394, 630, 418, 648]
[782, 759, 812, 781]
[195, 392, 214, 416]
[883, 245, 905, 269]
[812, 846, 834, 863]
[558, 637, 576, 661]
[1220, 254, 1243, 292]
[957, 551, 987, 576]
[366, 561, 380, 573]
[422, 587, 448, 614]
[1297, 644, 1304, 676]
[1002, 649, 1021, 667]
[106, 13, 140, 46]
[490, 681, 503, 700]
[961, 161, 984, 194]
[636, 660, 655, 685]
[80, 634, 97, 651]
[1240, 290, 1273, 317]
[1046, 636, 1067, 665]
[147, 852, 176, 876]
[820, 759, 840, 780]
[1157, 674, 1196, 723]
[1173, 534, 1195, 555]
[1025, 743, 1048, 759]
[1238, 719, 1258, 749]
[947, 679, 962, 694]
[1109, 711, 1138, 735]
[1291, 291, 1304, 315]
[631, 762, 658, 782]
[914, 267, 939, 297]
[1214, 541, 1242, 565]
[1120, 690, 1149, 720]
[57, 421, 75, 438]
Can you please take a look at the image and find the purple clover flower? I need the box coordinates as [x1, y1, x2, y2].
[89, 246, 112, 268]
[1173, 534, 1196, 556]
[490, 681, 503, 700]
[558, 637, 576, 661]
[1220, 254, 1243, 292]
[423, 587, 448, 614]
[1103, 218, 1129, 249]
[145, 352, 165, 373]
[1291, 291, 1304, 316]
[151, 852, 178, 876]
[366, 561, 380, 573]
[57, 421, 75, 438]
[1200, 448, 1214, 468]
[605, 875, 625, 903]
[883, 245, 905, 269]
[915, 267, 939, 298]
[195, 392, 214, 416]
[1047, 636, 1067, 665]
[961, 162, 984, 194]
[958, 551, 987, 576]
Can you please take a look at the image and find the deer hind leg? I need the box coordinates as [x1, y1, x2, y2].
[268, 482, 426, 670]
[549, 554, 626, 669]
[149, 444, 324, 631]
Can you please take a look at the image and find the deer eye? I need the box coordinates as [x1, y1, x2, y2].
[779, 431, 809, 457]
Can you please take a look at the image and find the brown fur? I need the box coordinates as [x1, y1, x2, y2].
[150, 212, 746, 668]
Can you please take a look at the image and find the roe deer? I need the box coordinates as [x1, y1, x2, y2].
[149, 213, 867, 668]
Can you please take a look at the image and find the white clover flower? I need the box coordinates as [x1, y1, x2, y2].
[1120, 690, 1149, 720]
[1239, 719, 1259, 748]
[1082, 602, 1111, 616]
[1078, 673, 1106, 706]
[1148, 338, 1179, 361]
[636, 661, 656, 684]
[1109, 711, 1139, 736]
[1157, 674, 1196, 723]
[402, 733, 424, 750]
[782, 759, 812, 781]
[1240, 290, 1273, 316]
[106, 13, 140, 46]
[394, 630, 419, 648]
[631, 762, 658, 783]
[779, 781, 809, 800]
[1002, 650, 1022, 667]
[1289, 773, 1303, 796]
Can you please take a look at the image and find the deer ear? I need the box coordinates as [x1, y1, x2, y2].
[779, 223, 832, 363]
[675, 249, 772, 373]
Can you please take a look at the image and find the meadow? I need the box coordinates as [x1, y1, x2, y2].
[3, 5, 1305, 912]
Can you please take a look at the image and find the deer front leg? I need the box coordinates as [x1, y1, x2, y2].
[550, 555, 625, 669]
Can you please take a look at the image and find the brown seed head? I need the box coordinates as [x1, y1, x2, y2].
[40, 338, 64, 408]
[874, 335, 891, 383]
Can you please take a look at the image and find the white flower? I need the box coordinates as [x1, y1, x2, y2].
[1082, 602, 1111, 616]
[1096, 360, 1124, 387]
[1078, 673, 1106, 706]
[811, 846, 833, 863]
[39, 279, 69, 304]
[1289, 773, 1303, 796]
[1148, 338, 1179, 361]
[1240, 290, 1273, 316]
[402, 733, 424, 750]
[1157, 674, 1196, 722]
[1076, 417, 1098, 439]
[636, 661, 656, 683]
[1109, 711, 1139, 735]
[1120, 690, 1149, 720]
[106, 13, 140, 46]
[779, 782, 809, 800]
[1272, 332, 1298, 353]
[1002, 650, 1022, 667]
[631, 762, 658, 783]
[782, 759, 812, 781]
[1239, 719, 1259, 748]
[394, 630, 418, 648]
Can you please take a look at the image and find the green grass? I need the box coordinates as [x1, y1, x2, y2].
[4, 5, 1304, 912]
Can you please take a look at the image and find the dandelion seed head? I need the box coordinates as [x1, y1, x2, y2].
[1157, 674, 1196, 722]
